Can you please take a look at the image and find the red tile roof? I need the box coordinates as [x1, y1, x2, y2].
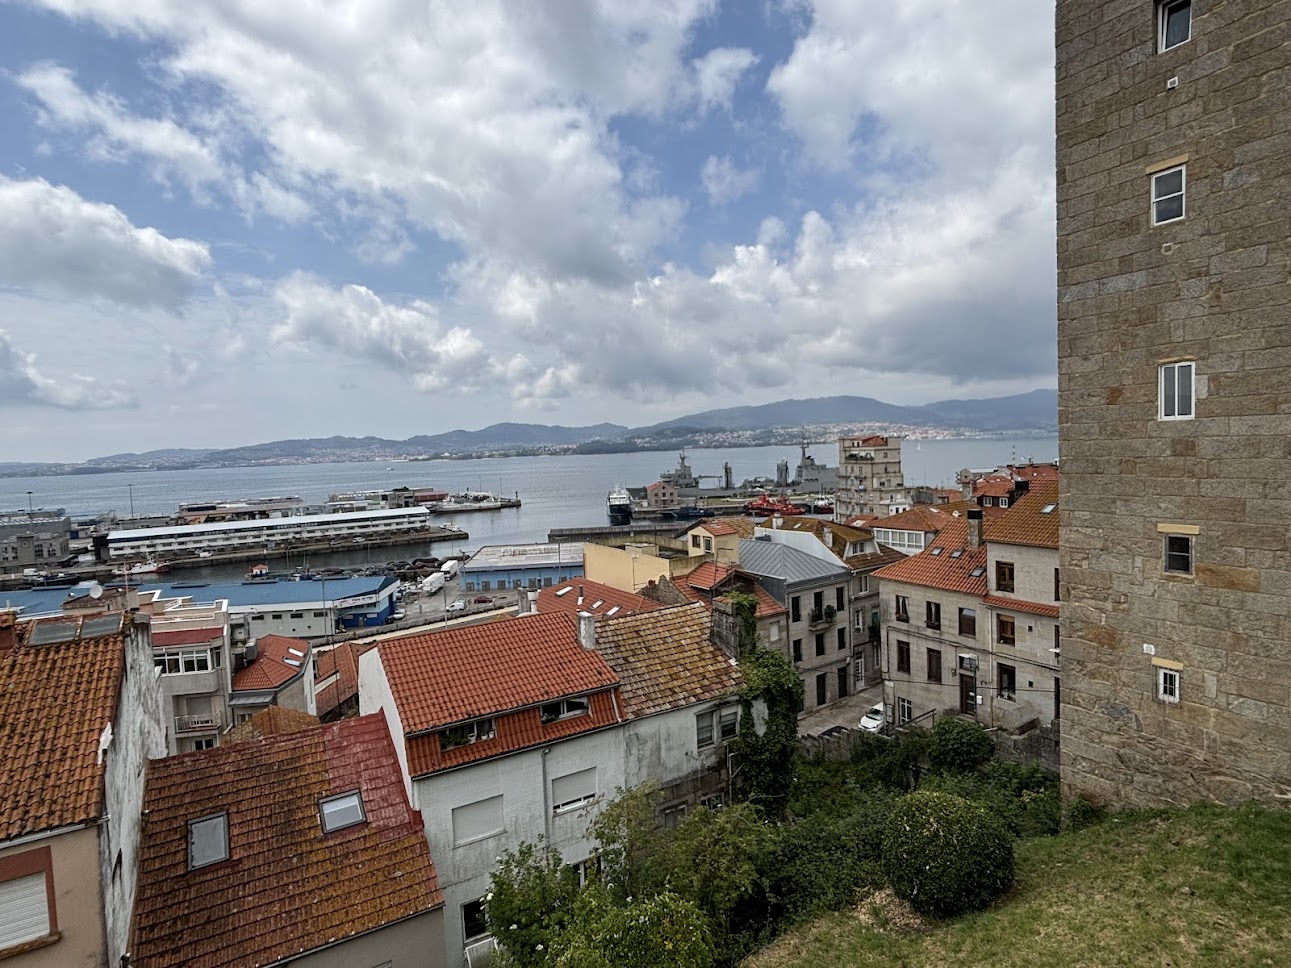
[845, 545, 907, 572]
[873, 519, 989, 596]
[687, 516, 757, 539]
[536, 578, 662, 618]
[150, 626, 224, 647]
[983, 595, 1061, 618]
[860, 435, 890, 445]
[594, 604, 742, 718]
[870, 504, 963, 533]
[985, 481, 1060, 549]
[224, 706, 321, 744]
[129, 715, 442, 968]
[758, 516, 872, 559]
[314, 642, 359, 719]
[378, 612, 619, 733]
[0, 620, 125, 841]
[405, 688, 620, 778]
[701, 519, 739, 536]
[676, 562, 785, 618]
[973, 475, 1016, 498]
[232, 634, 310, 692]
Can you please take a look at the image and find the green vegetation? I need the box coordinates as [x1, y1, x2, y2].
[929, 717, 996, 774]
[745, 803, 1291, 968]
[880, 790, 1014, 918]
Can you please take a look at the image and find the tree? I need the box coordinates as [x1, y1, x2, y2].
[486, 841, 580, 966]
[880, 790, 1015, 918]
[553, 889, 715, 968]
[589, 784, 666, 901]
[929, 717, 995, 774]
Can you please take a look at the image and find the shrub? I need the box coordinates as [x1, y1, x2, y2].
[921, 763, 1061, 838]
[929, 717, 995, 774]
[554, 889, 714, 968]
[880, 790, 1015, 918]
[1064, 794, 1107, 832]
[487, 841, 580, 966]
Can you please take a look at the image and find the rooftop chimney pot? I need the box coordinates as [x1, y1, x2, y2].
[577, 612, 596, 651]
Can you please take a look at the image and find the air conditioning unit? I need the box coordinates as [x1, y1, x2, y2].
[464, 936, 499, 968]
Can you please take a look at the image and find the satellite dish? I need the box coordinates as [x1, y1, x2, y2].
[88, 583, 104, 599]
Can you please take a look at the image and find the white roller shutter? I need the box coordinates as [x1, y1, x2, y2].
[552, 767, 597, 812]
[452, 796, 504, 845]
[0, 873, 50, 948]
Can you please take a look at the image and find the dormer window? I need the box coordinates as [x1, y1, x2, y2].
[541, 696, 590, 724]
[439, 717, 496, 751]
[187, 812, 229, 870]
[319, 791, 365, 833]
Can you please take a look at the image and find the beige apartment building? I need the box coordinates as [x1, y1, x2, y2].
[835, 435, 907, 520]
[1056, 0, 1291, 804]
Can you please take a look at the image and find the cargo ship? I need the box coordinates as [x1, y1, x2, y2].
[606, 486, 633, 525]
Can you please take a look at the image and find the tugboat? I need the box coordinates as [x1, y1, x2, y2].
[744, 495, 807, 516]
[607, 485, 633, 525]
[113, 558, 171, 578]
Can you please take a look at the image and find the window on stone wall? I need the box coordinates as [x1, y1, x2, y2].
[927, 648, 942, 683]
[897, 697, 912, 725]
[998, 615, 1016, 647]
[1159, 361, 1195, 420]
[895, 595, 909, 622]
[996, 561, 1015, 593]
[1164, 534, 1194, 574]
[897, 640, 910, 674]
[925, 601, 941, 630]
[1152, 165, 1186, 225]
[958, 607, 977, 637]
[1157, 0, 1191, 52]
[1157, 667, 1181, 704]
[998, 663, 1017, 701]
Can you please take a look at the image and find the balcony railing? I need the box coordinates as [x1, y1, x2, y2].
[808, 607, 836, 630]
[175, 711, 222, 733]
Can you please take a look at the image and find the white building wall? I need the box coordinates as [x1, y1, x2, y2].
[100, 615, 168, 965]
[358, 648, 413, 800]
[413, 726, 627, 963]
[622, 700, 730, 794]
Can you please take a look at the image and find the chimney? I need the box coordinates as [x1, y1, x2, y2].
[577, 612, 596, 650]
[772, 514, 783, 530]
[823, 526, 833, 550]
[577, 584, 584, 606]
[967, 508, 984, 549]
[0, 610, 17, 657]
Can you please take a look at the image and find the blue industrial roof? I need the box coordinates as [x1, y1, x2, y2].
[0, 575, 396, 618]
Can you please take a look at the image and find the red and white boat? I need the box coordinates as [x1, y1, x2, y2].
[114, 558, 171, 578]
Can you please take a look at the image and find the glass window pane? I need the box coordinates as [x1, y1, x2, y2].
[1164, 2, 1190, 49]
[1154, 169, 1183, 198]
[321, 792, 365, 832]
[1163, 365, 1178, 416]
[1155, 195, 1184, 223]
[1178, 364, 1193, 416]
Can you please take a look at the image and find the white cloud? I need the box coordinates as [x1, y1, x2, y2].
[701, 155, 760, 205]
[0, 175, 211, 307]
[0, 328, 137, 408]
[691, 47, 759, 111]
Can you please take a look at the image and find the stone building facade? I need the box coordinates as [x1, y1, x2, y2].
[1056, 0, 1291, 805]
[835, 435, 906, 520]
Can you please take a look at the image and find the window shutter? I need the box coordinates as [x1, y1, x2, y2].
[0, 873, 49, 948]
[452, 796, 504, 845]
[552, 768, 597, 810]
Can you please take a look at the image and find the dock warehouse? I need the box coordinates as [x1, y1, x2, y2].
[0, 575, 399, 639]
[461, 542, 585, 592]
[104, 506, 438, 559]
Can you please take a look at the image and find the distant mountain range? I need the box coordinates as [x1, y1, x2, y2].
[1, 391, 1055, 477]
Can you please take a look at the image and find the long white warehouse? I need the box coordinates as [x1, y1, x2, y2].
[106, 506, 436, 558]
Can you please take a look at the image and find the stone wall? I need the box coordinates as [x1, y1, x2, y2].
[1056, 0, 1291, 806]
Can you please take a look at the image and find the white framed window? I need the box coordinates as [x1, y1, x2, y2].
[1158, 667, 1181, 704]
[552, 767, 597, 813]
[438, 717, 495, 751]
[462, 897, 488, 941]
[719, 707, 739, 741]
[663, 803, 687, 831]
[452, 796, 504, 845]
[1164, 534, 1194, 574]
[1152, 165, 1186, 225]
[696, 711, 715, 748]
[187, 813, 229, 870]
[540, 696, 590, 724]
[320, 791, 365, 833]
[1159, 361, 1195, 419]
[0, 870, 51, 951]
[1158, 0, 1191, 52]
[897, 697, 912, 725]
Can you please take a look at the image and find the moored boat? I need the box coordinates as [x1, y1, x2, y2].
[607, 485, 633, 525]
[114, 558, 171, 578]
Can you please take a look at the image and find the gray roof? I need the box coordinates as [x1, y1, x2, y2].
[737, 538, 850, 585]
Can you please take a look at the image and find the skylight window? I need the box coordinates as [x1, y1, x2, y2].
[950, 550, 963, 559]
[555, 586, 572, 597]
[320, 791, 365, 833]
[287, 647, 305, 658]
[1041, 504, 1058, 514]
[930, 548, 943, 556]
[188, 813, 229, 870]
[591, 600, 604, 609]
[970, 567, 985, 578]
[605, 606, 620, 617]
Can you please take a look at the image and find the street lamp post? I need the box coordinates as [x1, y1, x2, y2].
[127, 484, 135, 521]
[26, 491, 33, 519]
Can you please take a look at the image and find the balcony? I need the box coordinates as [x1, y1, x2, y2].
[175, 710, 222, 734]
[808, 606, 836, 630]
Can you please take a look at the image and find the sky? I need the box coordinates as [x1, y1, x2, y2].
[0, 0, 1057, 462]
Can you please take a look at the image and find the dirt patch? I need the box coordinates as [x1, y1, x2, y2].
[856, 888, 926, 934]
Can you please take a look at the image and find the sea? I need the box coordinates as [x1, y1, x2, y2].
[1, 437, 1055, 580]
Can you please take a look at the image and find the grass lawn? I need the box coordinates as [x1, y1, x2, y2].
[744, 803, 1291, 968]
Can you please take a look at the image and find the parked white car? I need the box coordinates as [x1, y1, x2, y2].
[858, 702, 887, 734]
[446, 599, 467, 613]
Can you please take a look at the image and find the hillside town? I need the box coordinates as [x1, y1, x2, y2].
[2, 1, 1290, 967]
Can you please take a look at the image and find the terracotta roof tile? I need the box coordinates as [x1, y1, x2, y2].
[129, 715, 441, 968]
[314, 642, 359, 719]
[983, 594, 1061, 618]
[757, 516, 872, 559]
[536, 578, 662, 618]
[404, 689, 620, 778]
[973, 475, 1016, 498]
[378, 612, 619, 732]
[231, 634, 310, 692]
[676, 563, 785, 618]
[0, 620, 124, 841]
[844, 545, 907, 572]
[870, 504, 965, 533]
[873, 519, 989, 596]
[594, 604, 743, 718]
[224, 706, 321, 744]
[687, 516, 757, 539]
[985, 481, 1060, 549]
[151, 626, 224, 647]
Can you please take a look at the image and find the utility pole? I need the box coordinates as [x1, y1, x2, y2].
[128, 484, 135, 521]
